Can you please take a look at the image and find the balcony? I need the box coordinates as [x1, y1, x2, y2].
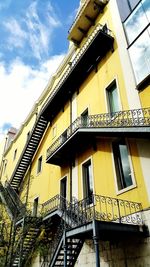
[41, 23, 114, 121]
[41, 194, 144, 239]
[68, 0, 108, 45]
[46, 108, 150, 165]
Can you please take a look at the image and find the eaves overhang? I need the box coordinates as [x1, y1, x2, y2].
[41, 24, 114, 121]
[68, 0, 108, 45]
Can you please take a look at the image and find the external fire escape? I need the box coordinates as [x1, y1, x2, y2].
[0, 113, 49, 266]
[0, 0, 149, 266]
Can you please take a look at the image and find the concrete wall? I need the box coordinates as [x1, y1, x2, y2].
[75, 210, 150, 267]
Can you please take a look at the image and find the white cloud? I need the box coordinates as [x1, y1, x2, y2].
[3, 18, 27, 49]
[0, 54, 65, 142]
[3, 1, 61, 60]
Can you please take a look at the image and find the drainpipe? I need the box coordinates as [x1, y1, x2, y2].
[93, 219, 100, 267]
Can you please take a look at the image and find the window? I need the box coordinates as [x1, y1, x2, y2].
[13, 149, 17, 161]
[82, 159, 93, 204]
[37, 156, 42, 174]
[112, 140, 134, 191]
[81, 109, 89, 127]
[124, 0, 150, 84]
[107, 81, 120, 114]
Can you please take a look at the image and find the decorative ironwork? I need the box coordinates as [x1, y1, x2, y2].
[41, 195, 70, 217]
[47, 107, 150, 160]
[42, 194, 143, 229]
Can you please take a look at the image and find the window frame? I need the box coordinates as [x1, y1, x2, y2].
[105, 78, 122, 115]
[111, 139, 136, 195]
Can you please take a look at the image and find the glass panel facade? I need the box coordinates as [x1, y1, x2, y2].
[124, 1, 149, 44]
[129, 28, 150, 83]
[124, 0, 150, 84]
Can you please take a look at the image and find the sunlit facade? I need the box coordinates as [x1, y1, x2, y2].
[0, 0, 150, 266]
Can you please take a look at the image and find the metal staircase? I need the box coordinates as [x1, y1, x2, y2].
[49, 236, 84, 267]
[10, 217, 42, 267]
[9, 115, 48, 191]
[0, 182, 22, 219]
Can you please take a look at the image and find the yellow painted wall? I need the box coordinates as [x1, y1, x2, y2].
[1, 1, 149, 216]
[139, 86, 150, 108]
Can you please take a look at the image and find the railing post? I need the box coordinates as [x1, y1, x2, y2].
[117, 199, 121, 223]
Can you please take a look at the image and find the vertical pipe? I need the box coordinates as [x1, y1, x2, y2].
[93, 219, 100, 267]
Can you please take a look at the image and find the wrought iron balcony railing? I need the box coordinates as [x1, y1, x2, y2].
[16, 202, 43, 222]
[41, 194, 70, 217]
[46, 107, 150, 161]
[41, 194, 143, 229]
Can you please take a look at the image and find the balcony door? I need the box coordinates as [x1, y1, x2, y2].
[60, 176, 67, 209]
[82, 159, 93, 204]
[33, 197, 39, 217]
[71, 92, 77, 123]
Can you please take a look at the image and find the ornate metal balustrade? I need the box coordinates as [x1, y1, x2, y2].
[16, 202, 43, 222]
[42, 194, 143, 229]
[46, 107, 150, 160]
[41, 195, 69, 217]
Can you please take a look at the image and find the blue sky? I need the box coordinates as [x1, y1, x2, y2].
[0, 0, 79, 140]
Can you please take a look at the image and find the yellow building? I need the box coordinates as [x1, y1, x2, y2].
[0, 0, 150, 266]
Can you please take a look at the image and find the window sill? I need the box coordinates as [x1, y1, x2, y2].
[136, 73, 150, 91]
[116, 184, 136, 196]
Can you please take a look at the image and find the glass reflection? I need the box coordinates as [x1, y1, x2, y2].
[124, 0, 149, 44]
[129, 27, 150, 83]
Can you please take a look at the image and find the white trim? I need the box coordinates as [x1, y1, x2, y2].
[111, 139, 137, 195]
